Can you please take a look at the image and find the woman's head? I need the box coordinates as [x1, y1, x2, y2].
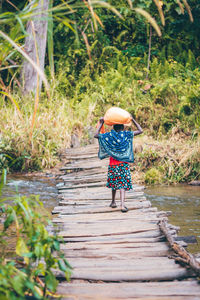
[113, 124, 124, 132]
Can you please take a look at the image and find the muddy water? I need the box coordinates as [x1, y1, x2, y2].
[1, 176, 200, 254]
[1, 175, 58, 215]
[145, 185, 200, 254]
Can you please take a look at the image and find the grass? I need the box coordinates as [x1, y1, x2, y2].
[0, 56, 199, 183]
[133, 135, 200, 184]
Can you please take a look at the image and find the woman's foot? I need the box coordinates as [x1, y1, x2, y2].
[121, 206, 128, 213]
[109, 202, 117, 208]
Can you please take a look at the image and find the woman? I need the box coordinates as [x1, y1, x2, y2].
[94, 116, 143, 212]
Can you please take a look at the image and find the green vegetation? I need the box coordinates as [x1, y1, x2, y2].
[0, 173, 72, 299]
[145, 168, 162, 185]
[0, 0, 199, 183]
[135, 136, 200, 184]
[1, 56, 199, 182]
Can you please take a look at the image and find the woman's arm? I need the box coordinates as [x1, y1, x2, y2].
[132, 117, 143, 136]
[94, 117, 104, 138]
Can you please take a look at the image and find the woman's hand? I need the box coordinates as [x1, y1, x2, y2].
[99, 117, 104, 124]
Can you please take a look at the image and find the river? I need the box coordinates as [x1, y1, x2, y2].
[1, 175, 200, 254]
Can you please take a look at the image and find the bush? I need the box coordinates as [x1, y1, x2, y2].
[145, 168, 162, 185]
[0, 173, 72, 299]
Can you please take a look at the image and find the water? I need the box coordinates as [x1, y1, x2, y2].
[145, 185, 200, 254]
[1, 176, 200, 254]
[1, 175, 58, 214]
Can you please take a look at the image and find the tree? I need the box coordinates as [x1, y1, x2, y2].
[21, 0, 49, 94]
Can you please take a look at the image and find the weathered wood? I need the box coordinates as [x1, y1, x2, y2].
[57, 267, 192, 281]
[159, 219, 200, 275]
[59, 181, 107, 189]
[59, 230, 164, 242]
[58, 192, 144, 199]
[52, 200, 151, 214]
[58, 185, 144, 193]
[62, 248, 171, 259]
[57, 197, 147, 206]
[51, 144, 200, 299]
[61, 241, 169, 250]
[57, 281, 200, 299]
[59, 228, 161, 239]
[61, 256, 180, 268]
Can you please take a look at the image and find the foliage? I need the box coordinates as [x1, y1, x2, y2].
[0, 0, 199, 184]
[136, 136, 200, 184]
[145, 167, 162, 185]
[0, 176, 72, 299]
[0, 54, 199, 175]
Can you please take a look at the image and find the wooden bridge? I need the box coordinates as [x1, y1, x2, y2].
[52, 144, 200, 299]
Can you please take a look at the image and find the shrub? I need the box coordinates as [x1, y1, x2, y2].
[145, 168, 162, 185]
[0, 174, 72, 299]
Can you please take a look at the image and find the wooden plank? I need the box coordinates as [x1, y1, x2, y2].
[61, 241, 169, 251]
[57, 281, 200, 299]
[60, 161, 106, 171]
[62, 248, 171, 258]
[54, 207, 158, 219]
[60, 268, 192, 282]
[58, 181, 107, 189]
[63, 175, 107, 184]
[65, 154, 98, 160]
[57, 197, 147, 206]
[58, 186, 144, 194]
[58, 225, 159, 238]
[61, 229, 163, 242]
[58, 189, 145, 199]
[52, 200, 151, 214]
[54, 207, 159, 221]
[62, 256, 180, 268]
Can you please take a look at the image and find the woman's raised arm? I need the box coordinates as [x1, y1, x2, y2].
[131, 117, 143, 136]
[94, 117, 104, 138]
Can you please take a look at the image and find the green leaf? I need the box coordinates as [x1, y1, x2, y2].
[53, 240, 60, 251]
[0, 30, 50, 96]
[34, 244, 42, 258]
[63, 258, 73, 270]
[58, 259, 67, 272]
[12, 275, 24, 296]
[45, 272, 58, 292]
[4, 213, 15, 230]
[16, 237, 29, 256]
[65, 269, 72, 282]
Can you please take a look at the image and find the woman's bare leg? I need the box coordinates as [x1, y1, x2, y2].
[110, 190, 117, 208]
[120, 189, 128, 212]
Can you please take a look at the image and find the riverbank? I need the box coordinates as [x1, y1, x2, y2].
[0, 59, 199, 183]
[133, 135, 200, 185]
[4, 133, 200, 186]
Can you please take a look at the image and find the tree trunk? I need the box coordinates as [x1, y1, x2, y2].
[21, 0, 49, 94]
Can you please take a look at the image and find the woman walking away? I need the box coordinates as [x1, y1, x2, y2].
[94, 115, 143, 212]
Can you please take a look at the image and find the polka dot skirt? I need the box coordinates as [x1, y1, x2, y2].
[106, 163, 132, 191]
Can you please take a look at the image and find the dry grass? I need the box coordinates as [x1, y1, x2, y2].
[133, 134, 200, 184]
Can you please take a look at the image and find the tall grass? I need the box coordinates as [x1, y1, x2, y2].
[0, 56, 199, 176]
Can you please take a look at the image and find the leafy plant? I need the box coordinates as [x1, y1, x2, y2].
[0, 176, 72, 299]
[145, 167, 162, 184]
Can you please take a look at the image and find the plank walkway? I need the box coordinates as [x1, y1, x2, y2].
[52, 144, 200, 299]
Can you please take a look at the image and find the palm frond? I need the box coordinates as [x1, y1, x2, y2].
[0, 30, 50, 97]
[153, 0, 165, 26]
[182, 0, 193, 22]
[134, 8, 162, 37]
